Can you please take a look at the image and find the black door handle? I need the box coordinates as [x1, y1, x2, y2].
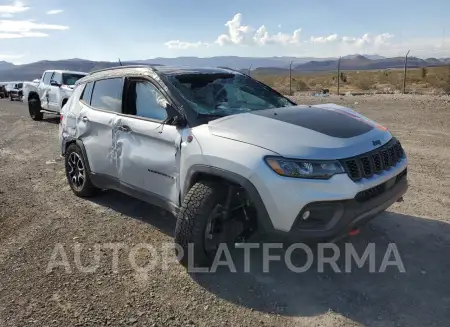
[119, 125, 131, 132]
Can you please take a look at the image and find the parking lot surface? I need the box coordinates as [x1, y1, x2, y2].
[1, 95, 449, 327]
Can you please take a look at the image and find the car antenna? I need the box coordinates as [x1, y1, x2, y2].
[118, 58, 123, 66]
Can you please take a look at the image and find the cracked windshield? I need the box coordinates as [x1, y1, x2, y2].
[168, 73, 292, 115]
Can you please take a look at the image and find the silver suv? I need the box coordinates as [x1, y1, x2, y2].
[59, 65, 408, 267]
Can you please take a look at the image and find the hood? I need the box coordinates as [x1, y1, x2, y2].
[207, 103, 392, 160]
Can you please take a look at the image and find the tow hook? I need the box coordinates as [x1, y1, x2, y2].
[396, 197, 404, 202]
[348, 228, 360, 236]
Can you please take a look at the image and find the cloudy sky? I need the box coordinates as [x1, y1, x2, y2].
[1, 0, 449, 64]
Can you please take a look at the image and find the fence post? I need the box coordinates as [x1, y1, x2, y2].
[337, 57, 341, 95]
[289, 61, 293, 96]
[403, 50, 410, 94]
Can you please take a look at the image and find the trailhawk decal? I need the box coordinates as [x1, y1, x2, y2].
[250, 106, 375, 138]
[314, 104, 389, 132]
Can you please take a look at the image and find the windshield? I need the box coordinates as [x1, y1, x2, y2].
[167, 72, 294, 116]
[17, 83, 23, 88]
[62, 73, 86, 86]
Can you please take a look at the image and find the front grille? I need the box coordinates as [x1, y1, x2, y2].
[355, 168, 407, 202]
[340, 138, 405, 181]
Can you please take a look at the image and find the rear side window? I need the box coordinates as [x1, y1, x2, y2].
[90, 78, 123, 112]
[42, 72, 53, 84]
[52, 72, 62, 84]
[80, 82, 94, 104]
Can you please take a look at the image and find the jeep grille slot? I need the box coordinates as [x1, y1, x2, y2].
[355, 168, 407, 202]
[340, 138, 405, 181]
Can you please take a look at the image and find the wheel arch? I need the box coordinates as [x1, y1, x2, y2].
[27, 90, 39, 102]
[63, 137, 92, 174]
[183, 165, 274, 232]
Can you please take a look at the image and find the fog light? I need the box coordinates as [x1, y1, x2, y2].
[302, 210, 310, 220]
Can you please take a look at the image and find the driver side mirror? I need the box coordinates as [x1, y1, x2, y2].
[172, 115, 187, 127]
[50, 80, 61, 87]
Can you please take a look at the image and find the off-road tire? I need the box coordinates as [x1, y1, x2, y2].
[174, 181, 227, 268]
[28, 97, 43, 121]
[65, 143, 99, 197]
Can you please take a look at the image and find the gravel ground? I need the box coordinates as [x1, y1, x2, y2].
[0, 95, 449, 327]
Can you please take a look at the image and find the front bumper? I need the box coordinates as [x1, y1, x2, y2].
[263, 169, 408, 242]
[9, 92, 22, 100]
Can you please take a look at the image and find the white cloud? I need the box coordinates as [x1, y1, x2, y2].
[310, 33, 393, 47]
[215, 13, 301, 46]
[163, 13, 402, 56]
[310, 34, 339, 43]
[46, 9, 63, 15]
[0, 1, 28, 16]
[0, 19, 69, 38]
[164, 40, 208, 49]
[341, 33, 394, 47]
[0, 53, 23, 60]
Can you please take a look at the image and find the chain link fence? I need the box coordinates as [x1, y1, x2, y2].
[249, 48, 450, 96]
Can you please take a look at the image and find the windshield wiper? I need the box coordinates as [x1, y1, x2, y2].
[197, 112, 227, 118]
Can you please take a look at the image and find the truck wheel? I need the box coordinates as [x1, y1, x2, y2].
[28, 98, 43, 121]
[65, 144, 99, 197]
[174, 181, 229, 268]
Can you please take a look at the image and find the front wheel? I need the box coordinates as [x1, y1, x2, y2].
[175, 181, 235, 268]
[28, 98, 43, 121]
[65, 144, 99, 197]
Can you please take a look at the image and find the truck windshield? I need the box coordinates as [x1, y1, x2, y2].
[62, 73, 86, 86]
[167, 73, 295, 116]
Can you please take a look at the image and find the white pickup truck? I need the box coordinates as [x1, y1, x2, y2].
[27, 70, 87, 120]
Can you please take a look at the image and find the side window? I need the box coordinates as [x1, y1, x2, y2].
[52, 72, 62, 84]
[80, 82, 94, 105]
[42, 72, 53, 84]
[90, 78, 123, 112]
[132, 81, 168, 121]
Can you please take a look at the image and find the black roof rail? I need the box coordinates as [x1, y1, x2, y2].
[89, 64, 159, 75]
[217, 66, 252, 78]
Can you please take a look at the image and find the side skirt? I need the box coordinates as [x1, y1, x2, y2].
[89, 172, 180, 217]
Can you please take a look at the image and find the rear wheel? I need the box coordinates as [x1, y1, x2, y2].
[65, 143, 99, 197]
[28, 97, 43, 121]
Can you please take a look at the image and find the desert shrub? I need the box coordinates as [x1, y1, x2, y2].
[353, 78, 373, 91]
[440, 67, 450, 93]
[340, 72, 347, 82]
[421, 67, 428, 79]
[295, 79, 310, 91]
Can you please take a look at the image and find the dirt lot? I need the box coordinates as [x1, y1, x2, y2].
[0, 95, 449, 327]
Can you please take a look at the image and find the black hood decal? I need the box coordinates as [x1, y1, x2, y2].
[250, 106, 374, 138]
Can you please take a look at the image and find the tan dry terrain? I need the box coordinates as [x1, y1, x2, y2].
[0, 95, 449, 327]
[254, 66, 450, 95]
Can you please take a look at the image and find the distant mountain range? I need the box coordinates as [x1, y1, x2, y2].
[1, 55, 450, 82]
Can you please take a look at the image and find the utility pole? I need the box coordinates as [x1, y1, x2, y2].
[118, 58, 123, 66]
[289, 61, 294, 96]
[337, 57, 341, 95]
[403, 50, 410, 94]
[248, 64, 252, 76]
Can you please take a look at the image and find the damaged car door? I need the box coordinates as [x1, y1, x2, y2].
[115, 78, 181, 207]
[78, 77, 124, 180]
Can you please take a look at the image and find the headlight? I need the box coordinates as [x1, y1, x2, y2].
[264, 156, 345, 179]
